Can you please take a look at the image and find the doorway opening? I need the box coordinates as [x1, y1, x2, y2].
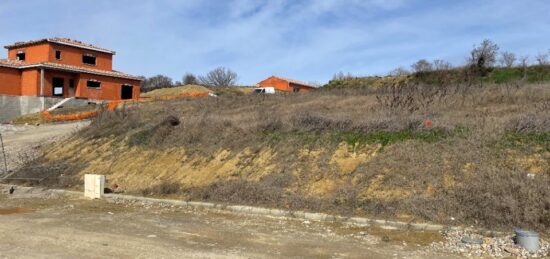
[121, 84, 133, 100]
[52, 77, 64, 97]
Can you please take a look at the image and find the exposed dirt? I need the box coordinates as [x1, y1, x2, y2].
[0, 189, 457, 258]
[0, 121, 89, 172]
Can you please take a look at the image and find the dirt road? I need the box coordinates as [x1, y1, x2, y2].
[0, 122, 89, 172]
[0, 188, 458, 258]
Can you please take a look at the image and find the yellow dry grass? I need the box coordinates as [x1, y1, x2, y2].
[141, 84, 213, 98]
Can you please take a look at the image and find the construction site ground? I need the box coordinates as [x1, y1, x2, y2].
[0, 122, 459, 258]
[0, 187, 457, 258]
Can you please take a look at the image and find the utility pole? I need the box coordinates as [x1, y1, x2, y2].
[0, 132, 8, 176]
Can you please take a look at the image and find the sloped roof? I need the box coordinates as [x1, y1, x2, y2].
[0, 59, 141, 80]
[0, 59, 25, 68]
[258, 76, 318, 88]
[4, 38, 116, 54]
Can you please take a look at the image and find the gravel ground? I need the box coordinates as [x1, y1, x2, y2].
[0, 186, 459, 258]
[430, 229, 550, 258]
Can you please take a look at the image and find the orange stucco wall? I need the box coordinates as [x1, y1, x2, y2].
[258, 77, 291, 91]
[48, 43, 113, 70]
[77, 73, 140, 100]
[8, 43, 50, 64]
[8, 42, 113, 70]
[0, 67, 22, 96]
[20, 69, 40, 96]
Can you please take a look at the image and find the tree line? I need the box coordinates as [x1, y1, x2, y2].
[333, 39, 550, 83]
[140, 66, 239, 92]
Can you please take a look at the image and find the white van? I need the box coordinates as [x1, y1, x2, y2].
[252, 87, 275, 94]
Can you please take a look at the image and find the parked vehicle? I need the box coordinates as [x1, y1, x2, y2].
[252, 87, 275, 94]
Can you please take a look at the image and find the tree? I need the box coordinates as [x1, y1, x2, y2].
[433, 59, 453, 71]
[499, 51, 516, 68]
[332, 71, 353, 81]
[411, 59, 433, 73]
[519, 56, 529, 79]
[141, 75, 173, 92]
[389, 67, 410, 77]
[183, 73, 198, 85]
[199, 67, 239, 87]
[469, 39, 499, 76]
[535, 52, 549, 65]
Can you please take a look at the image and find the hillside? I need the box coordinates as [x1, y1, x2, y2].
[13, 82, 550, 231]
[324, 65, 550, 90]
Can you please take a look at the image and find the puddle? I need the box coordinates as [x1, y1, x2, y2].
[0, 208, 33, 215]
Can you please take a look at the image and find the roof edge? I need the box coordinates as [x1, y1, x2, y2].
[18, 63, 141, 81]
[4, 38, 116, 55]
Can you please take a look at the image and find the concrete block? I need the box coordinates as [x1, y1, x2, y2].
[84, 174, 105, 199]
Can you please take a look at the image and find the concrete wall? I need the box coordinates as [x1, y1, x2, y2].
[0, 95, 89, 122]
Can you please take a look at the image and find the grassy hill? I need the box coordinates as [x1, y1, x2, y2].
[13, 82, 550, 231]
[324, 65, 550, 90]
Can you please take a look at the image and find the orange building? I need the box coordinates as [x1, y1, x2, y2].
[0, 38, 141, 100]
[256, 76, 317, 92]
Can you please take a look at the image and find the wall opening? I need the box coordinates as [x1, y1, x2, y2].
[82, 54, 96, 65]
[121, 84, 133, 100]
[16, 51, 25, 61]
[55, 50, 62, 60]
[52, 77, 64, 97]
[86, 80, 101, 88]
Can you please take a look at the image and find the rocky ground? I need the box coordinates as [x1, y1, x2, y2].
[430, 230, 550, 258]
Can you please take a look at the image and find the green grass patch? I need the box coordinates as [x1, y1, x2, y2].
[262, 128, 456, 148]
[503, 131, 550, 152]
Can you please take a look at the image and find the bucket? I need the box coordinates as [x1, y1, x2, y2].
[515, 229, 539, 253]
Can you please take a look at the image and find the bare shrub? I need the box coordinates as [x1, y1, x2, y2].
[468, 39, 499, 76]
[499, 51, 516, 68]
[141, 181, 181, 196]
[182, 73, 198, 85]
[199, 67, 238, 87]
[141, 75, 174, 92]
[508, 114, 550, 133]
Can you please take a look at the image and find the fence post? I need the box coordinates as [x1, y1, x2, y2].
[0, 132, 8, 176]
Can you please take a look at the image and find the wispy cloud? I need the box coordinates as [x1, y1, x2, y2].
[0, 0, 548, 84]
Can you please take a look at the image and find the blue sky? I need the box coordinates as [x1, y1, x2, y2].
[1, 0, 549, 85]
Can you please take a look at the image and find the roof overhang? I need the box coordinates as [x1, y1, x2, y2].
[4, 39, 116, 55]
[19, 64, 141, 81]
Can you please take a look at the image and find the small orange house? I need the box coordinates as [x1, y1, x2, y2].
[0, 38, 141, 100]
[256, 76, 317, 92]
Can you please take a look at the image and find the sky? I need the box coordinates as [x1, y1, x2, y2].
[0, 0, 549, 85]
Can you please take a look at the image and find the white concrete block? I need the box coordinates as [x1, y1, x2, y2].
[84, 174, 105, 199]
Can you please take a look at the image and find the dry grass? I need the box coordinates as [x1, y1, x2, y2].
[14, 82, 550, 231]
[140, 84, 212, 98]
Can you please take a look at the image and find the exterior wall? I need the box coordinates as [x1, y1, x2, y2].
[0, 67, 22, 96]
[8, 42, 113, 70]
[289, 83, 314, 93]
[8, 43, 51, 64]
[258, 77, 315, 92]
[42, 70, 79, 98]
[77, 73, 140, 100]
[20, 69, 40, 96]
[47, 43, 113, 71]
[258, 77, 291, 92]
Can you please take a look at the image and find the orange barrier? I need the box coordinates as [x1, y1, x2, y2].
[41, 101, 121, 121]
[41, 93, 209, 121]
